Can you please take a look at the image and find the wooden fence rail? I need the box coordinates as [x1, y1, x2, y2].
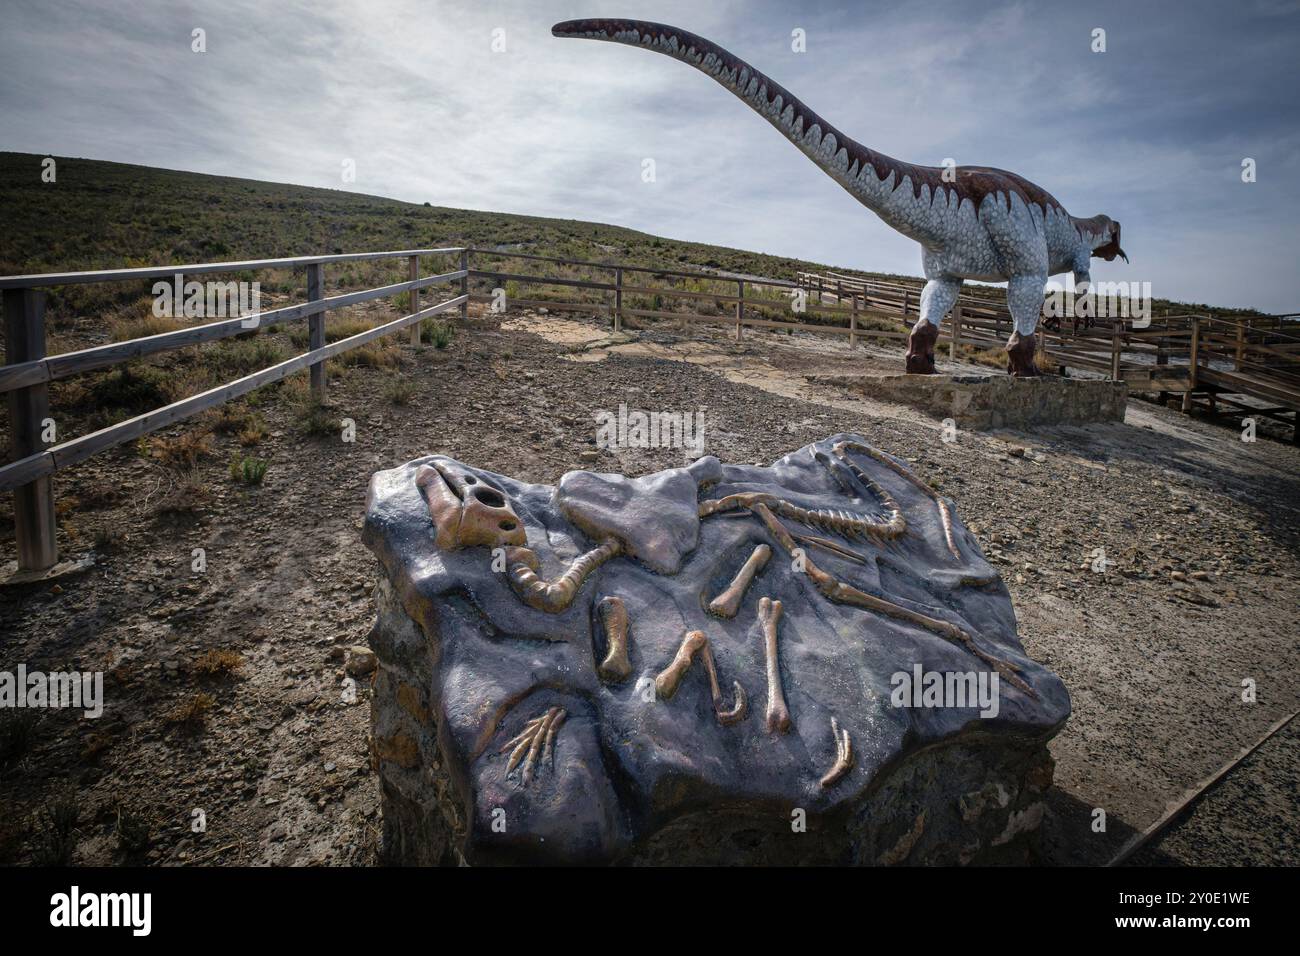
[5, 246, 1299, 574]
[2, 248, 467, 572]
[472, 252, 1300, 441]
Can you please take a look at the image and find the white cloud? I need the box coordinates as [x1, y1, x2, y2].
[1, 0, 1296, 312]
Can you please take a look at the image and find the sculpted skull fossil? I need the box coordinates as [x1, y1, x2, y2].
[416, 461, 526, 551]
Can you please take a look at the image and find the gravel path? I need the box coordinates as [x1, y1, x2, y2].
[2, 307, 1296, 865]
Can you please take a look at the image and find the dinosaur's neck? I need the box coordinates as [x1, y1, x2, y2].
[553, 19, 1068, 242]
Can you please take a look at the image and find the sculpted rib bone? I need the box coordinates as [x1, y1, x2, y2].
[553, 19, 1128, 378]
[832, 440, 959, 560]
[700, 492, 904, 542]
[788, 528, 868, 565]
[707, 543, 772, 618]
[750, 502, 1033, 697]
[595, 596, 632, 683]
[655, 630, 747, 726]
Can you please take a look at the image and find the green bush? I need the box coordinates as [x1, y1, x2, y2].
[229, 455, 268, 484]
[384, 378, 418, 405]
[422, 319, 454, 349]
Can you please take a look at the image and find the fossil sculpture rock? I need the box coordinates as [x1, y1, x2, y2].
[363, 435, 1070, 865]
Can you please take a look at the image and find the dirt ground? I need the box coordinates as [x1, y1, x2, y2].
[2, 305, 1297, 866]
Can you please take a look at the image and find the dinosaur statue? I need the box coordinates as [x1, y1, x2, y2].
[552, 18, 1128, 377]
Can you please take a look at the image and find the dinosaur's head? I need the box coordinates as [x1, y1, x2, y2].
[1091, 217, 1128, 263]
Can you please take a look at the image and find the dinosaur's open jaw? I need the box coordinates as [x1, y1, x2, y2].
[1094, 221, 1127, 263]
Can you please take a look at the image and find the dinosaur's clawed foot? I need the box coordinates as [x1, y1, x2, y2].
[500, 706, 566, 786]
[1005, 332, 1041, 377]
[905, 318, 939, 374]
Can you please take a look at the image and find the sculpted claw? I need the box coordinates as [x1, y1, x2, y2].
[501, 707, 566, 786]
[819, 717, 854, 789]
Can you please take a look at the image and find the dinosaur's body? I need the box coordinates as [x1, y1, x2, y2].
[553, 19, 1127, 376]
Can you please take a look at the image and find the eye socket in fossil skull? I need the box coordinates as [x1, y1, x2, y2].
[416, 461, 527, 551]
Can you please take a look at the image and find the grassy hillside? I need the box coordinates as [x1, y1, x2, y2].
[0, 152, 904, 331]
[0, 151, 1258, 333]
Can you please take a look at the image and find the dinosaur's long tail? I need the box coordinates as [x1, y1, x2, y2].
[551, 18, 940, 235]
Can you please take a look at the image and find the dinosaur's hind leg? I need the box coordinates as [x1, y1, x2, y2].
[1005, 274, 1046, 377]
[906, 277, 961, 374]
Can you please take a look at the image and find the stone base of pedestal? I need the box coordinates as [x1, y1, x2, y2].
[817, 373, 1127, 430]
[370, 576, 1057, 866]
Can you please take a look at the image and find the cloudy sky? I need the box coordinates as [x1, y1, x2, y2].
[3, 0, 1298, 311]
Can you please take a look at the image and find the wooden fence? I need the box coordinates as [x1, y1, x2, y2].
[4, 246, 1299, 574]
[797, 269, 1300, 439]
[1, 248, 469, 572]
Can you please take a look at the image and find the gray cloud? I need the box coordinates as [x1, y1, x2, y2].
[2, 0, 1296, 311]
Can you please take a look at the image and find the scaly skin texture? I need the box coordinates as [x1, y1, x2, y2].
[553, 19, 1128, 375]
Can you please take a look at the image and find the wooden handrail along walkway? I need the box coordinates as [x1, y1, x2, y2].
[4, 247, 1298, 574]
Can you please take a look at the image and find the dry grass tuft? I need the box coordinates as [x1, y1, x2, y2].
[192, 648, 245, 677]
[165, 692, 216, 730]
[150, 431, 213, 470]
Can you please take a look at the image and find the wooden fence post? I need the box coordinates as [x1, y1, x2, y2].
[850, 294, 858, 348]
[460, 249, 469, 323]
[950, 306, 962, 360]
[408, 254, 421, 346]
[1184, 315, 1201, 412]
[4, 288, 58, 572]
[1235, 318, 1245, 371]
[306, 262, 326, 400]
[735, 280, 744, 342]
[1156, 343, 1169, 406]
[1110, 319, 1122, 381]
[1189, 316, 1201, 388]
[614, 267, 623, 332]
[901, 289, 909, 318]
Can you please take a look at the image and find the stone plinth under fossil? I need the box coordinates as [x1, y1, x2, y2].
[362, 435, 1070, 865]
[816, 373, 1127, 430]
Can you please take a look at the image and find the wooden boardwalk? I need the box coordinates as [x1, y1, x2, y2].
[798, 270, 1300, 442]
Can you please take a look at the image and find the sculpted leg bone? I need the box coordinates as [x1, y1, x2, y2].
[757, 597, 791, 734]
[655, 630, 747, 726]
[595, 596, 632, 683]
[707, 543, 772, 618]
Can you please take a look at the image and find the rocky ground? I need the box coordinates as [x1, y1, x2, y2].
[1, 305, 1296, 866]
